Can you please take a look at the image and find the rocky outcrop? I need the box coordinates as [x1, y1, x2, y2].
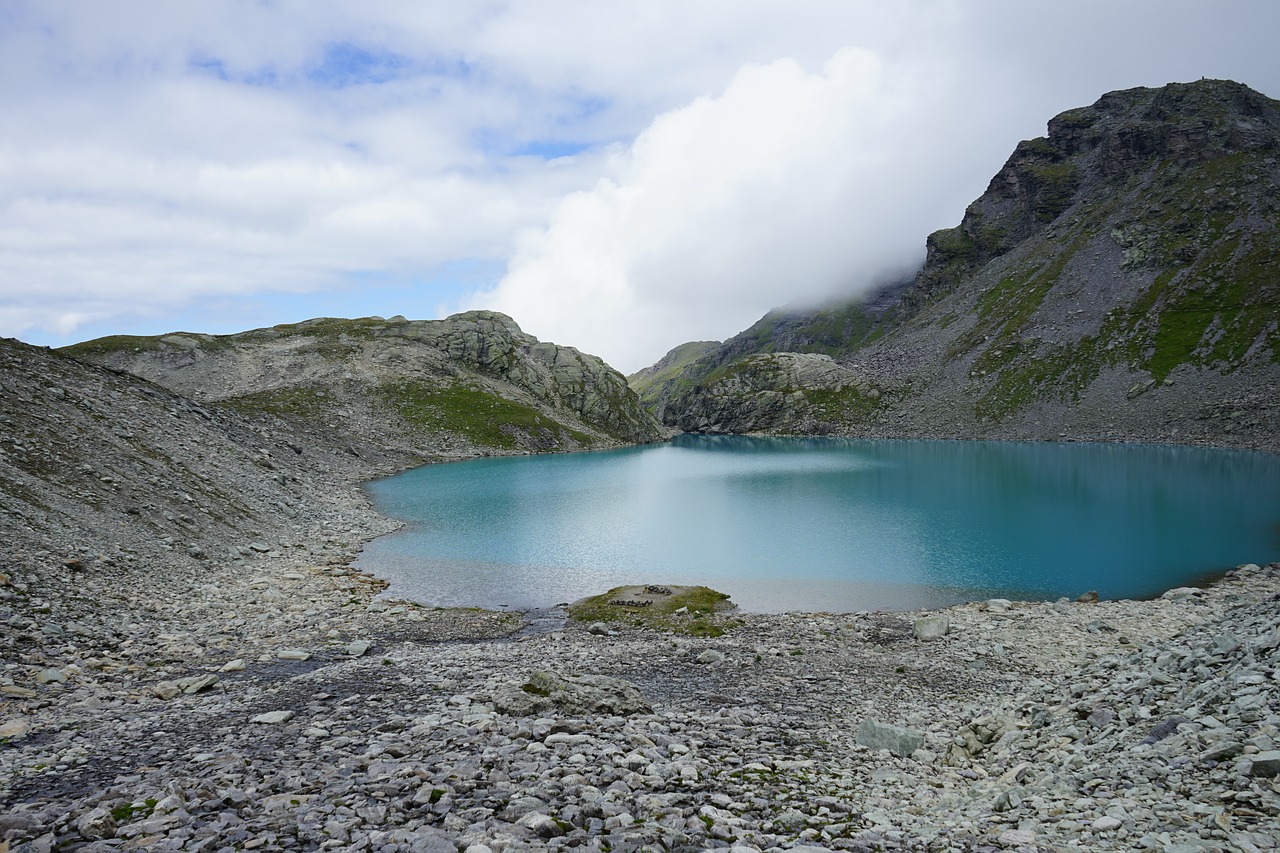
[667, 352, 881, 434]
[65, 310, 665, 457]
[656, 80, 1280, 450]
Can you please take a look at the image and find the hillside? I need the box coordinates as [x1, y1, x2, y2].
[66, 310, 665, 458]
[625, 340, 720, 421]
[656, 79, 1280, 449]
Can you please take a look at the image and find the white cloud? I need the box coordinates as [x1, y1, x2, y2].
[1, 0, 1280, 362]
[470, 48, 977, 372]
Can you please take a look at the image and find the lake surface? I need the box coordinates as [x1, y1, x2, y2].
[358, 436, 1280, 613]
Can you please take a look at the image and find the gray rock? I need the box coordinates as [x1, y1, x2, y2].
[856, 719, 925, 757]
[0, 719, 31, 738]
[34, 668, 66, 684]
[493, 670, 652, 717]
[587, 622, 610, 636]
[1201, 741, 1244, 761]
[177, 674, 220, 694]
[912, 616, 950, 641]
[1248, 750, 1280, 777]
[499, 796, 549, 821]
[998, 828, 1037, 847]
[517, 811, 565, 838]
[251, 710, 296, 724]
[276, 648, 311, 660]
[346, 639, 372, 656]
[152, 681, 181, 700]
[696, 649, 726, 664]
[75, 807, 116, 840]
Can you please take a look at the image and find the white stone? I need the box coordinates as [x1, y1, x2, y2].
[251, 710, 295, 724]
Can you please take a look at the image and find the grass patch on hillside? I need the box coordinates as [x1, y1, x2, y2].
[568, 585, 737, 637]
[804, 386, 883, 422]
[218, 386, 332, 419]
[379, 380, 593, 449]
[1025, 162, 1080, 223]
[60, 335, 173, 359]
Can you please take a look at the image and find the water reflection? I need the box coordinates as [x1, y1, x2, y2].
[358, 437, 1280, 612]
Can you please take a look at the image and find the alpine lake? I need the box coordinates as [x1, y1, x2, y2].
[357, 435, 1280, 614]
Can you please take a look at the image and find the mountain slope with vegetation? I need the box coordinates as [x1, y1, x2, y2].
[66, 310, 665, 458]
[656, 79, 1280, 449]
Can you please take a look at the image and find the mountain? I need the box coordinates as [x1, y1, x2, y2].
[0, 335, 405, 580]
[626, 340, 721, 421]
[65, 310, 665, 458]
[655, 79, 1280, 449]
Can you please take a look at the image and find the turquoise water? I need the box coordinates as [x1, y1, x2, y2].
[357, 436, 1280, 613]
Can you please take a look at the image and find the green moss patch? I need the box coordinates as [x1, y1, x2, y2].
[218, 386, 332, 419]
[378, 380, 593, 449]
[60, 335, 173, 359]
[568, 585, 737, 637]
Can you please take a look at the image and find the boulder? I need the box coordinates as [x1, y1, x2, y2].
[856, 719, 925, 756]
[177, 674, 219, 694]
[35, 668, 67, 685]
[1249, 750, 1280, 777]
[913, 616, 950, 641]
[0, 719, 31, 739]
[493, 670, 652, 717]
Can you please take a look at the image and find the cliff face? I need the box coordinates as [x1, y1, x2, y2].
[657, 80, 1280, 448]
[65, 310, 666, 457]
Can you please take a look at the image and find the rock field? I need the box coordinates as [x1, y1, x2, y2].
[2, 336, 1279, 852]
[3, 518, 1279, 852]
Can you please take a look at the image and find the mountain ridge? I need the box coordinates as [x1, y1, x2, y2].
[65, 309, 667, 459]
[650, 79, 1280, 450]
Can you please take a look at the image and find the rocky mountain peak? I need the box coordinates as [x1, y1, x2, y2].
[912, 79, 1280, 301]
[651, 79, 1280, 448]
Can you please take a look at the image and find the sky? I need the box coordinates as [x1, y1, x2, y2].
[2, 2, 1279, 373]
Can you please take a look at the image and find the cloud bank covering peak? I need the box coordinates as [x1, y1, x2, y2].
[473, 48, 977, 371]
[2, 2, 1280, 373]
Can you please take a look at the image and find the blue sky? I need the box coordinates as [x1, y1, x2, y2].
[2, 1, 1279, 372]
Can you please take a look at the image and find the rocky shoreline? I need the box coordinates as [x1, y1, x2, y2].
[3, 454, 1279, 853]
